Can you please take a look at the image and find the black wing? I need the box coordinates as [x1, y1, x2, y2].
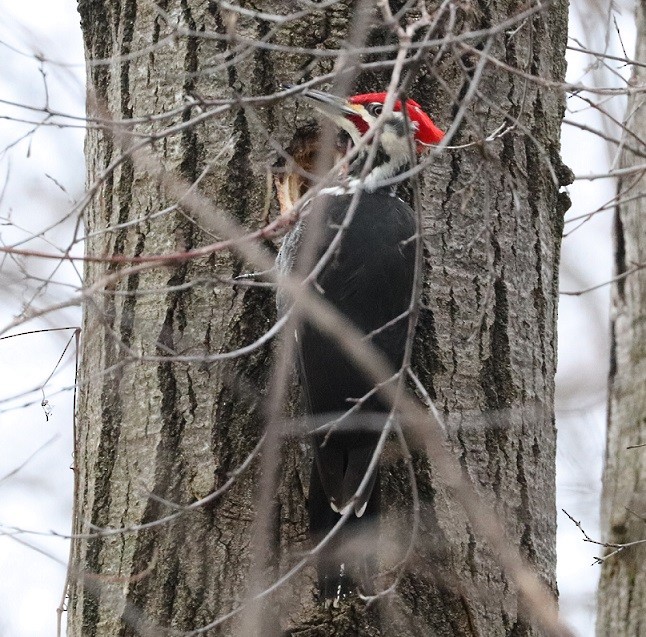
[296, 190, 416, 512]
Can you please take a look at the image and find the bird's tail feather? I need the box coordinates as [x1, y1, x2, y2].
[309, 460, 380, 604]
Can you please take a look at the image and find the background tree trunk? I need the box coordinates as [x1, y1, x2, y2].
[69, 1, 570, 635]
[597, 0, 646, 633]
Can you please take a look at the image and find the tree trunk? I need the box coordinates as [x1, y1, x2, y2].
[69, 1, 570, 635]
[597, 1, 646, 633]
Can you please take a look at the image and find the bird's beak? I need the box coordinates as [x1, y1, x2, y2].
[284, 85, 365, 145]
[296, 88, 358, 118]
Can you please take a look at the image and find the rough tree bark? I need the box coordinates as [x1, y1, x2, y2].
[69, 1, 570, 635]
[597, 0, 646, 633]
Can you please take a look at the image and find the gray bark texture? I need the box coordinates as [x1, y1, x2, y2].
[597, 1, 646, 634]
[69, 1, 570, 635]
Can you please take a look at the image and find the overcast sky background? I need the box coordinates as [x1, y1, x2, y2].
[0, 1, 637, 635]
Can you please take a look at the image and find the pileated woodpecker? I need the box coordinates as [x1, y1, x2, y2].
[276, 89, 444, 604]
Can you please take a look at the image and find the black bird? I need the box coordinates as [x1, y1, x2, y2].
[276, 89, 444, 604]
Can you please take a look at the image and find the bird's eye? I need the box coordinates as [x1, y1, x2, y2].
[369, 103, 383, 116]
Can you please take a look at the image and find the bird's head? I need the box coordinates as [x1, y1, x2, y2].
[298, 88, 444, 154]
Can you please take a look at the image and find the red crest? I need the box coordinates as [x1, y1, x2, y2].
[348, 92, 445, 146]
